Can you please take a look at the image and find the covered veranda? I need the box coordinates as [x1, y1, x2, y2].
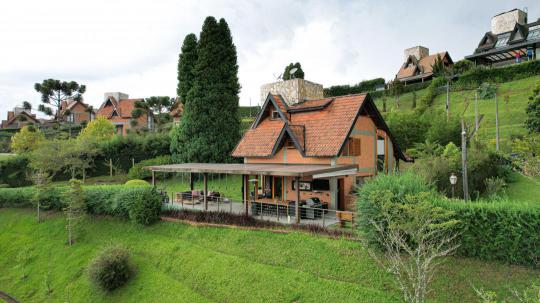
[145, 163, 357, 225]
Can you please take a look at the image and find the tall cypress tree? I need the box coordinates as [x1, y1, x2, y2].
[171, 16, 241, 163]
[177, 33, 198, 104]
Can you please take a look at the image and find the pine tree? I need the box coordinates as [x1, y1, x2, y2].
[177, 33, 198, 104]
[171, 16, 241, 163]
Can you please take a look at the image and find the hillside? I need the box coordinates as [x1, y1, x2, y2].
[373, 75, 540, 150]
[1, 209, 538, 303]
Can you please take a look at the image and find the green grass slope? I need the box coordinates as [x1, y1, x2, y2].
[1, 209, 538, 303]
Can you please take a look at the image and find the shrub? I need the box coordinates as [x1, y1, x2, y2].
[128, 187, 162, 225]
[324, 78, 385, 97]
[356, 172, 435, 246]
[419, 76, 446, 108]
[0, 155, 31, 187]
[127, 155, 172, 180]
[125, 179, 150, 186]
[454, 60, 540, 88]
[525, 82, 540, 133]
[88, 245, 134, 291]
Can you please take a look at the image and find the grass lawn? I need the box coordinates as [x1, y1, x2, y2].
[506, 173, 540, 204]
[1, 209, 538, 303]
[0, 153, 16, 161]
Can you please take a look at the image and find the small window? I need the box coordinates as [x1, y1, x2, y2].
[343, 137, 361, 156]
[286, 138, 295, 149]
[271, 110, 280, 120]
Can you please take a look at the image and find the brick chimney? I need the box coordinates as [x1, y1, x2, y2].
[260, 79, 324, 106]
[491, 9, 527, 35]
[7, 111, 14, 121]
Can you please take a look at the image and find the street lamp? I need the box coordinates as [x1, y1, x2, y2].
[449, 173, 458, 198]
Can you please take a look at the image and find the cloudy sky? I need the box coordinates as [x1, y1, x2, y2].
[0, 0, 538, 117]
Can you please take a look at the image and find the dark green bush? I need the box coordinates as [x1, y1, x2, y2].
[433, 199, 540, 267]
[0, 155, 31, 187]
[324, 78, 385, 97]
[356, 172, 435, 246]
[88, 245, 134, 291]
[127, 155, 172, 180]
[129, 187, 162, 225]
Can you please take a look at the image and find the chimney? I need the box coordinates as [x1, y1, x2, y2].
[404, 46, 429, 62]
[7, 111, 14, 121]
[491, 9, 527, 35]
[260, 78, 324, 106]
[104, 92, 129, 101]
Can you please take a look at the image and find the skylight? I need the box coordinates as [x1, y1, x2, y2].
[495, 33, 510, 48]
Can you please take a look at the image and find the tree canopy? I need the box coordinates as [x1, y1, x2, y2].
[132, 96, 174, 131]
[171, 16, 241, 163]
[177, 33, 198, 104]
[525, 83, 540, 133]
[283, 62, 304, 80]
[78, 116, 115, 143]
[34, 79, 86, 119]
[10, 125, 45, 154]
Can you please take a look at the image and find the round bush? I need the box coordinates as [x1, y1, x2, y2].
[125, 179, 150, 187]
[88, 245, 134, 291]
[129, 188, 162, 225]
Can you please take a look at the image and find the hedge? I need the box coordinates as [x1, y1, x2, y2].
[0, 185, 163, 225]
[454, 60, 540, 88]
[357, 173, 540, 267]
[434, 199, 540, 268]
[0, 155, 32, 187]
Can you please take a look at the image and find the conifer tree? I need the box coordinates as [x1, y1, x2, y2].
[283, 62, 304, 80]
[171, 16, 240, 163]
[177, 33, 198, 104]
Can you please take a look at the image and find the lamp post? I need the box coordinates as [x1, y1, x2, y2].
[449, 173, 457, 198]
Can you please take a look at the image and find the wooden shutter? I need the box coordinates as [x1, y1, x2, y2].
[350, 138, 361, 156]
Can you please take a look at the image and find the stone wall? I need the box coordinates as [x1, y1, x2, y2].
[404, 46, 429, 61]
[104, 92, 129, 101]
[260, 79, 324, 106]
[491, 9, 527, 35]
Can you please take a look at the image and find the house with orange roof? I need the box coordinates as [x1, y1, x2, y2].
[231, 78, 411, 211]
[96, 92, 153, 135]
[395, 46, 453, 85]
[1, 107, 40, 129]
[58, 99, 94, 124]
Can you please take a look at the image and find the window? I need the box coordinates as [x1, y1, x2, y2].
[67, 113, 75, 123]
[147, 115, 153, 130]
[528, 28, 540, 40]
[89, 112, 95, 121]
[271, 110, 280, 120]
[495, 33, 510, 48]
[312, 179, 330, 191]
[285, 138, 295, 149]
[342, 137, 361, 156]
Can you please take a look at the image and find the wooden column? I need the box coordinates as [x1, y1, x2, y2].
[203, 173, 208, 211]
[189, 173, 194, 191]
[295, 177, 300, 224]
[243, 174, 249, 215]
[151, 170, 155, 187]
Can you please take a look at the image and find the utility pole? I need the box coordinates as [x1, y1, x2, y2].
[461, 119, 469, 201]
[495, 93, 500, 151]
[446, 80, 450, 121]
[474, 92, 479, 134]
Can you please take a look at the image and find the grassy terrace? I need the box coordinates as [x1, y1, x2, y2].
[1, 208, 538, 303]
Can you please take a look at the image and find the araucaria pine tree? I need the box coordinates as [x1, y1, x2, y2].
[171, 16, 241, 163]
[177, 33, 198, 104]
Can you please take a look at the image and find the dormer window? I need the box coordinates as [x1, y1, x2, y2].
[271, 110, 280, 120]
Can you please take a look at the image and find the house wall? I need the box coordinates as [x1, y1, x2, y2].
[70, 103, 92, 123]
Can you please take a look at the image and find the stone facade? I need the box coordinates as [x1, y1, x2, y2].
[404, 46, 429, 61]
[491, 9, 527, 35]
[104, 92, 129, 101]
[260, 79, 324, 106]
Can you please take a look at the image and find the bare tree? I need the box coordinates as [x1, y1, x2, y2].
[63, 179, 86, 245]
[367, 194, 460, 303]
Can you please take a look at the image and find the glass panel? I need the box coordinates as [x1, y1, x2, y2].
[528, 29, 540, 40]
[495, 33, 510, 48]
[274, 176, 282, 201]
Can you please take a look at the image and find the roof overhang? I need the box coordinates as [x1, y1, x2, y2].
[144, 163, 358, 178]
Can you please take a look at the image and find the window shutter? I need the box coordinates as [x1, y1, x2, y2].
[350, 138, 361, 156]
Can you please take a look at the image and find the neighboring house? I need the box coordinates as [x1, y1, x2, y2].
[395, 46, 453, 85]
[466, 9, 540, 67]
[58, 99, 94, 124]
[96, 92, 153, 135]
[231, 79, 411, 211]
[1, 107, 40, 129]
[170, 100, 183, 125]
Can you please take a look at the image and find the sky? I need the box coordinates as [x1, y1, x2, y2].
[0, 0, 538, 118]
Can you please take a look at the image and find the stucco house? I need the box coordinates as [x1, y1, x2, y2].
[96, 92, 153, 135]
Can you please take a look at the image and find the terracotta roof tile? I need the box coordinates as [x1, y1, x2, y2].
[396, 52, 449, 80]
[232, 119, 285, 157]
